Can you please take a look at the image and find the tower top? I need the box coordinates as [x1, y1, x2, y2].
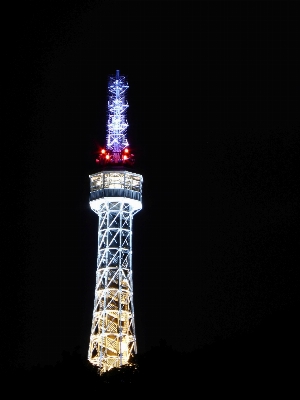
[96, 70, 134, 166]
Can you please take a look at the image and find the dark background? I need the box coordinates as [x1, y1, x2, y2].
[3, 1, 299, 371]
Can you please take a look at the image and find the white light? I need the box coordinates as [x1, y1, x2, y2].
[88, 168, 143, 374]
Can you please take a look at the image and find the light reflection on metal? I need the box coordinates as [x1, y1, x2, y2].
[88, 72, 143, 374]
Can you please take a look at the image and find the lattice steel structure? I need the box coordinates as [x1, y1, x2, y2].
[88, 71, 143, 374]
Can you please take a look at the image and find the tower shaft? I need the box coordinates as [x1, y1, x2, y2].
[88, 170, 142, 373]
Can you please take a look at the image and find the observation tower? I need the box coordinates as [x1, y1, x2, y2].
[88, 70, 143, 373]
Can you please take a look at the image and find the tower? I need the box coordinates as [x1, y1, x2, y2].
[88, 70, 143, 373]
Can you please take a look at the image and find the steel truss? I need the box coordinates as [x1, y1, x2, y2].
[107, 70, 129, 157]
[88, 172, 142, 374]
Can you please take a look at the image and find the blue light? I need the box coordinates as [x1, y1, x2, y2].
[106, 70, 129, 159]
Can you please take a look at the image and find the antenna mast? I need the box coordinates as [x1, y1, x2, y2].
[97, 70, 134, 165]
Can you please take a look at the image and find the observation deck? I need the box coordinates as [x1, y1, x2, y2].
[89, 170, 143, 213]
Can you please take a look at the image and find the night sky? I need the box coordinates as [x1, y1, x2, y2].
[3, 1, 299, 371]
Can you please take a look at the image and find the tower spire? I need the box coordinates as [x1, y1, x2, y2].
[97, 70, 134, 165]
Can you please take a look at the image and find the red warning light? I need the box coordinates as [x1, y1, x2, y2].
[105, 154, 110, 160]
[101, 149, 106, 154]
[124, 148, 129, 153]
[123, 155, 128, 160]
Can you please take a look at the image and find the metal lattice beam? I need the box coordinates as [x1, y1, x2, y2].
[88, 172, 142, 374]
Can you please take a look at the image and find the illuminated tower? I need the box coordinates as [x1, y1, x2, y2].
[88, 70, 143, 373]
